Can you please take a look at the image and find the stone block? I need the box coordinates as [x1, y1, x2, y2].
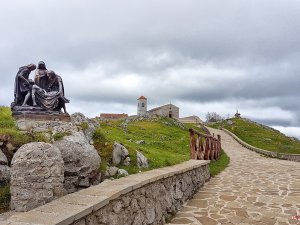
[10, 142, 64, 212]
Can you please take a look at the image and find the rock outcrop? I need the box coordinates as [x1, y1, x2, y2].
[53, 132, 101, 193]
[112, 142, 131, 166]
[10, 142, 64, 212]
[105, 166, 119, 177]
[0, 150, 8, 165]
[0, 165, 10, 183]
[136, 150, 149, 168]
[71, 112, 99, 144]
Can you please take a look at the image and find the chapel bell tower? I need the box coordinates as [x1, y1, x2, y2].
[137, 96, 147, 116]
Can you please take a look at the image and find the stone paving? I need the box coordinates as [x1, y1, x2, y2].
[168, 127, 300, 225]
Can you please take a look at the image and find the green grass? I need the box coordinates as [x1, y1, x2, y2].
[0, 183, 10, 213]
[80, 122, 89, 132]
[209, 150, 230, 176]
[0, 107, 31, 147]
[0, 107, 52, 147]
[94, 118, 196, 173]
[53, 131, 72, 141]
[210, 118, 300, 154]
[93, 117, 229, 177]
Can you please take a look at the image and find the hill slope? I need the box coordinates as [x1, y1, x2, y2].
[93, 117, 208, 174]
[209, 118, 300, 154]
[94, 116, 229, 176]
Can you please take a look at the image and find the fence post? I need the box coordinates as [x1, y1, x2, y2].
[189, 129, 196, 159]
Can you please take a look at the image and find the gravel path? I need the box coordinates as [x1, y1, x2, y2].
[168, 127, 300, 225]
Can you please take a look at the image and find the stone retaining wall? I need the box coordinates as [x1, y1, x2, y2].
[222, 128, 300, 162]
[4, 160, 210, 225]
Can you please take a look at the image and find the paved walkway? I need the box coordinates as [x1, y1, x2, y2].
[168, 127, 300, 225]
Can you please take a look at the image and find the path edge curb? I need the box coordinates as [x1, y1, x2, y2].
[221, 128, 300, 162]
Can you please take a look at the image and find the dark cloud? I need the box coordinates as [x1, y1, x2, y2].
[0, 0, 300, 137]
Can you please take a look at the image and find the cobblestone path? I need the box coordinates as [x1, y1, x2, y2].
[168, 127, 300, 225]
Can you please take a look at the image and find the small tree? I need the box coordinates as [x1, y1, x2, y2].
[206, 112, 223, 122]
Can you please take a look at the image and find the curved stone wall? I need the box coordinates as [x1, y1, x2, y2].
[4, 160, 210, 225]
[222, 128, 300, 162]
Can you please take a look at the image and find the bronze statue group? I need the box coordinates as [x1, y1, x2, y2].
[12, 61, 69, 113]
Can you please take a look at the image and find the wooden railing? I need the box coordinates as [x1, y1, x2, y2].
[189, 129, 221, 160]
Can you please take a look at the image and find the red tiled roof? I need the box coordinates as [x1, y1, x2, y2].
[137, 96, 147, 100]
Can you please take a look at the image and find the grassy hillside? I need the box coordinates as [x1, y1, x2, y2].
[94, 117, 201, 174]
[93, 117, 229, 175]
[210, 118, 300, 154]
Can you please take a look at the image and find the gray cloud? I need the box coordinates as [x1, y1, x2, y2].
[0, 0, 300, 137]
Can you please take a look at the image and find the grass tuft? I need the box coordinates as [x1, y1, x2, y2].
[53, 131, 72, 141]
[209, 150, 230, 176]
[0, 183, 10, 213]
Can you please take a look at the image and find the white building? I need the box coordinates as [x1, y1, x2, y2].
[148, 104, 179, 119]
[137, 96, 179, 119]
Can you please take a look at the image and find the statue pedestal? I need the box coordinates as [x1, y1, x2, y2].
[12, 106, 71, 122]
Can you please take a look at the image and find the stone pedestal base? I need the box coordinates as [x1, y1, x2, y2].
[12, 106, 71, 122]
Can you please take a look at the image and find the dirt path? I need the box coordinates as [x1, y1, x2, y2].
[168, 127, 300, 225]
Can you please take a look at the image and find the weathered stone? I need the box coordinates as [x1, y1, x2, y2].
[124, 157, 131, 166]
[145, 198, 156, 224]
[84, 120, 98, 145]
[0, 165, 10, 182]
[132, 211, 144, 225]
[53, 132, 101, 193]
[71, 112, 98, 144]
[15, 119, 74, 134]
[136, 140, 145, 145]
[187, 199, 208, 208]
[10, 142, 64, 212]
[105, 166, 119, 177]
[136, 150, 149, 168]
[0, 150, 8, 165]
[117, 169, 129, 177]
[71, 112, 88, 125]
[220, 195, 237, 201]
[171, 218, 194, 224]
[196, 216, 218, 225]
[112, 200, 123, 214]
[6, 142, 16, 153]
[112, 142, 130, 166]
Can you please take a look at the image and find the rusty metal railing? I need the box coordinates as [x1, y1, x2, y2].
[189, 128, 221, 160]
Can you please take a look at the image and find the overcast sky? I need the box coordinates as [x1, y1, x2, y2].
[0, 0, 300, 138]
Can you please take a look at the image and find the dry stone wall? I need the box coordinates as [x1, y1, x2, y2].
[4, 160, 210, 225]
